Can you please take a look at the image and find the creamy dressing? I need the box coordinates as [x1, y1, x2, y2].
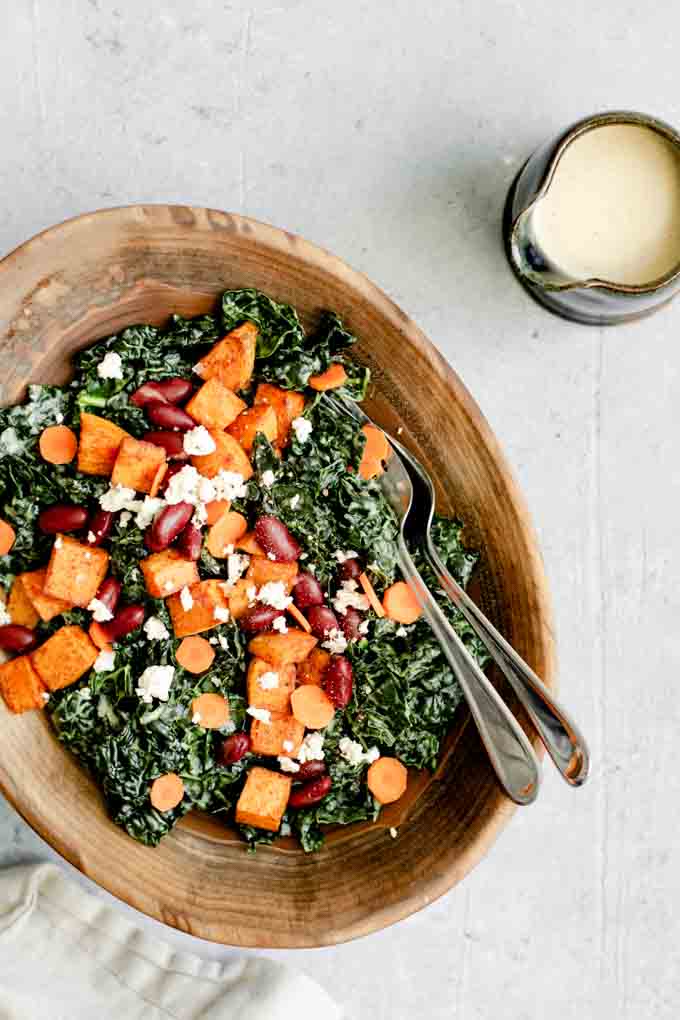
[532, 124, 680, 285]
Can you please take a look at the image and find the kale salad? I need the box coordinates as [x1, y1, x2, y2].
[0, 289, 487, 852]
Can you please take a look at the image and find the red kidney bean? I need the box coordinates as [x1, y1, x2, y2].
[145, 502, 193, 552]
[95, 577, 122, 615]
[306, 605, 339, 640]
[339, 607, 363, 642]
[239, 605, 285, 633]
[177, 522, 202, 560]
[160, 462, 186, 493]
[143, 431, 188, 460]
[338, 557, 362, 581]
[254, 515, 302, 562]
[146, 400, 196, 431]
[292, 572, 324, 610]
[86, 509, 114, 546]
[131, 381, 170, 408]
[288, 774, 332, 809]
[0, 624, 38, 653]
[101, 604, 145, 643]
[38, 504, 89, 534]
[131, 378, 193, 407]
[294, 760, 327, 782]
[323, 655, 353, 708]
[219, 732, 251, 765]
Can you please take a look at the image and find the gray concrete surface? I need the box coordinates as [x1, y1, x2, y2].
[1, 2, 679, 1017]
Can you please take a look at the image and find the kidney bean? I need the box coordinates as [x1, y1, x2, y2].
[339, 607, 363, 642]
[131, 378, 193, 407]
[294, 760, 327, 783]
[288, 774, 332, 809]
[146, 400, 196, 431]
[292, 572, 324, 610]
[219, 732, 251, 765]
[338, 557, 362, 582]
[323, 655, 353, 708]
[239, 605, 285, 633]
[95, 577, 122, 615]
[87, 509, 114, 546]
[143, 431, 188, 460]
[177, 522, 202, 560]
[145, 502, 193, 552]
[131, 381, 170, 408]
[306, 605, 339, 640]
[101, 604, 145, 643]
[0, 624, 38, 653]
[254, 515, 302, 562]
[38, 504, 89, 534]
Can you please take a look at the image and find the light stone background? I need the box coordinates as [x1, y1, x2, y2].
[1, 2, 678, 1017]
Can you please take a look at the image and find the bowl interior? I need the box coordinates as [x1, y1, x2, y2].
[0, 206, 554, 947]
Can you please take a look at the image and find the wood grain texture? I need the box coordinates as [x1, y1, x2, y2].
[0, 206, 555, 947]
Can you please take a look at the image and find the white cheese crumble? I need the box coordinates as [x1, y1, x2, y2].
[272, 616, 288, 634]
[41, 691, 51, 704]
[257, 671, 279, 690]
[218, 634, 229, 651]
[183, 425, 216, 456]
[322, 628, 348, 654]
[0, 601, 11, 626]
[289, 494, 300, 509]
[334, 549, 359, 563]
[55, 413, 64, 424]
[332, 579, 370, 616]
[338, 737, 380, 766]
[78, 688, 93, 700]
[192, 712, 202, 725]
[280, 821, 292, 836]
[54, 536, 63, 550]
[87, 597, 113, 622]
[143, 615, 170, 641]
[164, 465, 213, 508]
[119, 511, 132, 528]
[0, 427, 24, 456]
[136, 665, 175, 704]
[278, 756, 300, 773]
[257, 581, 292, 610]
[134, 495, 166, 530]
[179, 586, 194, 612]
[246, 585, 257, 603]
[261, 469, 275, 488]
[99, 484, 136, 513]
[227, 552, 250, 586]
[358, 619, 370, 635]
[87, 530, 96, 544]
[282, 739, 294, 752]
[297, 731, 325, 763]
[247, 706, 271, 724]
[212, 470, 248, 502]
[213, 605, 230, 622]
[209, 636, 218, 646]
[267, 552, 276, 561]
[291, 416, 312, 443]
[97, 351, 123, 380]
[395, 625, 408, 637]
[93, 649, 116, 673]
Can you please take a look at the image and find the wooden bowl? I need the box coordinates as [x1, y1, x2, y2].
[0, 206, 555, 947]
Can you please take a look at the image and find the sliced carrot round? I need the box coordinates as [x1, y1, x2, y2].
[291, 684, 335, 729]
[150, 772, 185, 812]
[149, 461, 168, 498]
[191, 692, 230, 729]
[39, 425, 78, 465]
[382, 581, 422, 624]
[309, 363, 348, 391]
[359, 424, 390, 480]
[286, 603, 312, 632]
[205, 499, 231, 526]
[207, 511, 248, 558]
[367, 757, 408, 804]
[0, 520, 15, 557]
[176, 635, 216, 674]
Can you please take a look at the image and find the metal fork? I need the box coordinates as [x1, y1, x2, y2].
[326, 393, 541, 805]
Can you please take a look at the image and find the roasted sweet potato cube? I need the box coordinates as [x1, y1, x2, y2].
[245, 558, 298, 593]
[297, 647, 331, 687]
[18, 568, 72, 622]
[193, 322, 258, 392]
[227, 578, 255, 619]
[249, 713, 305, 758]
[140, 549, 200, 598]
[43, 535, 109, 608]
[254, 383, 306, 448]
[185, 378, 246, 430]
[235, 766, 292, 832]
[167, 579, 230, 637]
[111, 436, 167, 494]
[236, 531, 266, 556]
[248, 629, 318, 667]
[31, 625, 98, 692]
[190, 430, 253, 480]
[227, 405, 278, 454]
[77, 412, 130, 476]
[0, 655, 47, 714]
[7, 578, 39, 629]
[247, 658, 296, 714]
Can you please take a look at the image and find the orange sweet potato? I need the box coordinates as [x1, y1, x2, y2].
[236, 531, 266, 556]
[247, 658, 296, 714]
[227, 578, 255, 619]
[140, 549, 200, 598]
[206, 511, 248, 558]
[111, 436, 167, 494]
[0, 655, 47, 714]
[77, 412, 130, 476]
[253, 383, 305, 448]
[249, 714, 305, 757]
[31, 625, 98, 692]
[166, 579, 230, 637]
[185, 377, 246, 430]
[296, 647, 331, 686]
[308, 363, 348, 391]
[227, 405, 278, 454]
[43, 535, 109, 608]
[7, 578, 40, 629]
[190, 430, 253, 480]
[235, 766, 291, 831]
[193, 322, 258, 392]
[245, 558, 298, 593]
[248, 629, 317, 667]
[18, 568, 72, 622]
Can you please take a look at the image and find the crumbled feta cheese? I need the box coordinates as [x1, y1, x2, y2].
[179, 586, 194, 612]
[218, 634, 229, 651]
[209, 636, 218, 646]
[119, 511, 132, 528]
[41, 691, 51, 704]
[272, 616, 288, 634]
[212, 470, 248, 502]
[164, 465, 216, 510]
[163, 580, 174, 592]
[55, 413, 64, 424]
[299, 552, 308, 560]
[134, 496, 166, 530]
[291, 416, 312, 443]
[390, 827, 398, 838]
[143, 615, 170, 641]
[332, 579, 370, 616]
[322, 488, 329, 497]
[267, 552, 276, 561]
[246, 585, 257, 604]
[297, 731, 325, 763]
[258, 671, 279, 690]
[395, 625, 408, 637]
[261, 469, 275, 488]
[213, 605, 230, 622]
[280, 821, 292, 836]
[322, 627, 348, 654]
[227, 551, 250, 586]
[282, 739, 294, 752]
[93, 649, 115, 673]
[257, 581, 292, 610]
[192, 712, 202, 725]
[97, 351, 123, 380]
[54, 536, 63, 550]
[358, 619, 370, 635]
[99, 484, 136, 513]
[334, 550, 359, 563]
[87, 597, 114, 622]
[136, 665, 175, 704]
[289, 494, 300, 509]
[338, 737, 380, 766]
[183, 425, 216, 456]
[0, 601, 11, 626]
[79, 688, 93, 700]
[0, 428, 24, 456]
[247, 706, 271, 724]
[87, 530, 96, 544]
[278, 756, 300, 773]
[192, 504, 208, 527]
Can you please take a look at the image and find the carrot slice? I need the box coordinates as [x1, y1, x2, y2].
[0, 520, 15, 557]
[358, 572, 385, 618]
[88, 621, 111, 650]
[150, 772, 185, 812]
[190, 692, 230, 729]
[367, 757, 408, 804]
[382, 581, 422, 624]
[149, 461, 168, 498]
[39, 425, 78, 465]
[205, 499, 231, 526]
[176, 635, 216, 674]
[286, 603, 312, 632]
[308, 363, 348, 391]
[290, 684, 335, 729]
[358, 424, 391, 480]
[207, 511, 248, 558]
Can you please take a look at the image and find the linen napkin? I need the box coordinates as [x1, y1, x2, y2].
[0, 863, 341, 1020]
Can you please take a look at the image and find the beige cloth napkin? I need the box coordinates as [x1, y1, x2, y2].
[0, 863, 341, 1020]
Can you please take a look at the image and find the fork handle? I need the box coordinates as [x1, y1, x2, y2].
[425, 539, 589, 786]
[398, 544, 541, 805]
